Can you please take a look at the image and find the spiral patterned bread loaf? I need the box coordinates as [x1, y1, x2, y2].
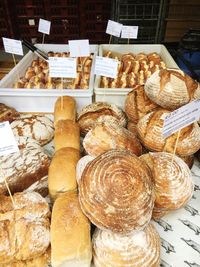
[140, 152, 194, 219]
[92, 224, 160, 267]
[144, 69, 200, 110]
[77, 102, 127, 135]
[125, 85, 159, 124]
[79, 149, 154, 234]
[137, 109, 200, 156]
[83, 121, 142, 157]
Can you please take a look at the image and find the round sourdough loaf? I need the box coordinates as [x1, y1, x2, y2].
[79, 149, 154, 234]
[77, 102, 127, 135]
[137, 109, 200, 156]
[92, 224, 160, 267]
[140, 152, 194, 219]
[144, 69, 200, 110]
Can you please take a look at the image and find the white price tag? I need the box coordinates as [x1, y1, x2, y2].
[2, 37, 23, 56]
[68, 39, 90, 57]
[94, 56, 118, 78]
[121, 25, 139, 39]
[106, 20, 123, 37]
[48, 57, 77, 78]
[0, 122, 19, 156]
[163, 99, 200, 138]
[38, 18, 51, 35]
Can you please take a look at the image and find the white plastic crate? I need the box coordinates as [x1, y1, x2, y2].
[94, 44, 179, 109]
[0, 44, 98, 112]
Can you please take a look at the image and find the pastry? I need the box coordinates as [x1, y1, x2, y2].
[0, 136, 50, 195]
[145, 69, 200, 109]
[93, 224, 160, 267]
[51, 192, 92, 267]
[79, 149, 154, 233]
[77, 102, 127, 135]
[124, 85, 159, 124]
[137, 109, 200, 156]
[11, 115, 54, 146]
[140, 152, 194, 219]
[0, 191, 50, 264]
[83, 120, 142, 157]
[0, 103, 20, 122]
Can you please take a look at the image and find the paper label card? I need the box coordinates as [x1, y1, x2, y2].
[2, 37, 23, 56]
[94, 56, 118, 78]
[48, 57, 77, 78]
[163, 99, 200, 138]
[121, 26, 139, 39]
[106, 20, 123, 37]
[68, 39, 90, 57]
[38, 18, 51, 35]
[0, 121, 19, 156]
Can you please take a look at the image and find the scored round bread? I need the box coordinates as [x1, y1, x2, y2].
[48, 147, 80, 201]
[0, 192, 50, 264]
[0, 136, 50, 195]
[140, 152, 194, 219]
[145, 69, 200, 110]
[54, 119, 80, 151]
[83, 120, 142, 157]
[137, 109, 200, 156]
[54, 96, 76, 126]
[77, 102, 127, 135]
[79, 149, 154, 234]
[93, 224, 160, 267]
[11, 115, 54, 146]
[51, 191, 92, 267]
[125, 85, 159, 123]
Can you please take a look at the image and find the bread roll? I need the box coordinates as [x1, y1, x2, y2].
[0, 192, 50, 264]
[137, 109, 200, 156]
[83, 121, 142, 157]
[54, 120, 80, 151]
[125, 85, 158, 123]
[140, 152, 194, 219]
[145, 69, 200, 110]
[77, 102, 127, 135]
[48, 147, 80, 201]
[0, 137, 49, 195]
[11, 115, 54, 146]
[51, 192, 92, 267]
[0, 103, 20, 122]
[54, 96, 76, 126]
[79, 149, 154, 234]
[93, 224, 160, 267]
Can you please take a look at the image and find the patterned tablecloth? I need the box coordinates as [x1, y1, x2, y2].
[153, 159, 200, 267]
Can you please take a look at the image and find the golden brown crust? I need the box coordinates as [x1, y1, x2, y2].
[83, 121, 142, 157]
[79, 149, 154, 234]
[0, 103, 20, 122]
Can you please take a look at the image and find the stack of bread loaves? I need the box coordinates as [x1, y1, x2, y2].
[49, 96, 92, 267]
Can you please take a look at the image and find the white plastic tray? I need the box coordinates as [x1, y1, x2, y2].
[0, 44, 98, 112]
[94, 44, 179, 109]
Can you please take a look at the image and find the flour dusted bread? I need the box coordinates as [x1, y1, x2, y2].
[83, 121, 142, 157]
[48, 147, 80, 201]
[140, 152, 194, 219]
[24, 175, 48, 198]
[79, 149, 154, 233]
[76, 155, 95, 185]
[93, 224, 160, 267]
[11, 115, 54, 145]
[54, 96, 76, 126]
[0, 103, 20, 122]
[145, 69, 200, 109]
[0, 137, 49, 195]
[54, 119, 80, 151]
[137, 109, 200, 156]
[0, 192, 50, 265]
[125, 85, 158, 123]
[77, 102, 127, 135]
[51, 192, 92, 267]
